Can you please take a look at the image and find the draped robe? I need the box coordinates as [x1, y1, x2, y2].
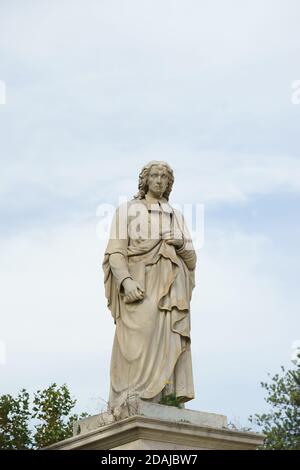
[103, 195, 197, 411]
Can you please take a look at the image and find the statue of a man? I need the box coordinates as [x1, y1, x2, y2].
[103, 161, 197, 413]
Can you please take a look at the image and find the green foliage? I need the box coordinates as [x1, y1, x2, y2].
[159, 394, 183, 408]
[0, 389, 32, 449]
[0, 383, 88, 449]
[250, 359, 300, 450]
[32, 383, 83, 448]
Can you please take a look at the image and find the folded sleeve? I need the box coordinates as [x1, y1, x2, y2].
[176, 240, 197, 271]
[104, 203, 131, 291]
[173, 209, 197, 271]
[109, 253, 132, 292]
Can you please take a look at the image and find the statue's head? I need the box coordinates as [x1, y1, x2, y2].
[134, 161, 174, 200]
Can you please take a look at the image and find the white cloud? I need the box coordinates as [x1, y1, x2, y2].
[1, 148, 300, 217]
[172, 152, 300, 204]
[1, 0, 299, 219]
[0, 219, 114, 410]
[1, 1, 299, 66]
[191, 227, 299, 422]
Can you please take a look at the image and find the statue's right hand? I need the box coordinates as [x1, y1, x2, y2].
[122, 278, 145, 303]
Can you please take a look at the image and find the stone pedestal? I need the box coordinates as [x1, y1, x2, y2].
[46, 402, 264, 450]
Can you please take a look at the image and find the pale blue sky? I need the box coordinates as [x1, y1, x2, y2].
[0, 0, 300, 428]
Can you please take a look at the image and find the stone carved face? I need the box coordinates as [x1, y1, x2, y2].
[147, 164, 169, 199]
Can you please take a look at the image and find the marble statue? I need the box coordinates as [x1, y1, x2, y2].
[103, 161, 197, 413]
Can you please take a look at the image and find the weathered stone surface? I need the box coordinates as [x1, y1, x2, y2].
[48, 415, 263, 450]
[47, 403, 263, 450]
[74, 401, 227, 436]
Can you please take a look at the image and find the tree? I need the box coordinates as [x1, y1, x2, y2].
[250, 353, 300, 450]
[0, 389, 31, 449]
[0, 383, 88, 449]
[32, 383, 87, 448]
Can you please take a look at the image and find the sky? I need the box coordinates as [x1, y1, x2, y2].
[0, 0, 300, 429]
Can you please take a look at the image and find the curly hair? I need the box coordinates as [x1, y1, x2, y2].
[134, 161, 174, 200]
